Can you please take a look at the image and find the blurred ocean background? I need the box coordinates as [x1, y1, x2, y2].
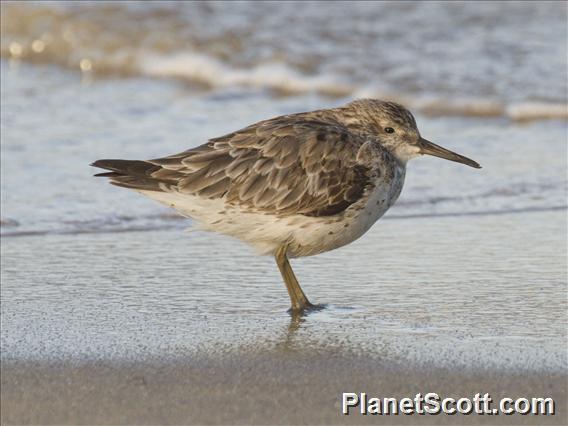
[1, 0, 567, 236]
[1, 1, 567, 370]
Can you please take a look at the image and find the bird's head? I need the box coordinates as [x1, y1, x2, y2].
[345, 99, 481, 169]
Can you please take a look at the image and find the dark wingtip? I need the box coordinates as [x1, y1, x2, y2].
[91, 159, 110, 169]
[91, 159, 122, 178]
[89, 159, 165, 191]
[91, 160, 113, 177]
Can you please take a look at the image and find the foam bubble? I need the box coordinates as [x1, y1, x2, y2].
[139, 52, 352, 97]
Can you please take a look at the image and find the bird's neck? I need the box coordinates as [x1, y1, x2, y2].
[389, 144, 421, 166]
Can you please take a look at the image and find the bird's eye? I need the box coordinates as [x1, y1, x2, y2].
[384, 127, 395, 133]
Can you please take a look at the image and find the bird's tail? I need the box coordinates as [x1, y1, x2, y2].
[91, 159, 170, 192]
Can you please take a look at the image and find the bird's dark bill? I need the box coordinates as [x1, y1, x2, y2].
[418, 138, 481, 169]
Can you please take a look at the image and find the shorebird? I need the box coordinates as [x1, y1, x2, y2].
[92, 99, 480, 313]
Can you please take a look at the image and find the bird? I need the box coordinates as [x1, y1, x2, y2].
[92, 99, 481, 313]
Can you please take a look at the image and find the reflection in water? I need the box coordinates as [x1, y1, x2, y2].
[279, 314, 306, 351]
[279, 304, 357, 351]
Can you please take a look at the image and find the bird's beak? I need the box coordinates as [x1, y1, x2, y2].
[418, 137, 481, 169]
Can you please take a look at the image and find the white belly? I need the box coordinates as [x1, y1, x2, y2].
[138, 165, 405, 258]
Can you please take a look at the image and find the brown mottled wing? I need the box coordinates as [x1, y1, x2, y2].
[148, 118, 373, 217]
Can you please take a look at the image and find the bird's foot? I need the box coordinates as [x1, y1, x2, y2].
[287, 302, 326, 316]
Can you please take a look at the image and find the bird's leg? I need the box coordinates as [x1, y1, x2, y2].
[275, 245, 315, 312]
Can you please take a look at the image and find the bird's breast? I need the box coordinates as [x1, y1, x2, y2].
[287, 163, 406, 258]
[351, 162, 406, 230]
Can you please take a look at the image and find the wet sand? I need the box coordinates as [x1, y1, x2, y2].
[2, 210, 567, 425]
[2, 354, 566, 425]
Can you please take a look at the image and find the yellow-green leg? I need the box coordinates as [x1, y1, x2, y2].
[275, 245, 315, 312]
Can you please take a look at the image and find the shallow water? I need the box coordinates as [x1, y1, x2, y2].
[1, 2, 567, 373]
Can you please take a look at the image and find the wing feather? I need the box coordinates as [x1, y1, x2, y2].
[95, 117, 380, 217]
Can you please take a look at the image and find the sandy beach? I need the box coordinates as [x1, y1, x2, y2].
[2, 355, 566, 425]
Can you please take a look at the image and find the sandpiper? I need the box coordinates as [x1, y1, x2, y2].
[92, 99, 481, 313]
